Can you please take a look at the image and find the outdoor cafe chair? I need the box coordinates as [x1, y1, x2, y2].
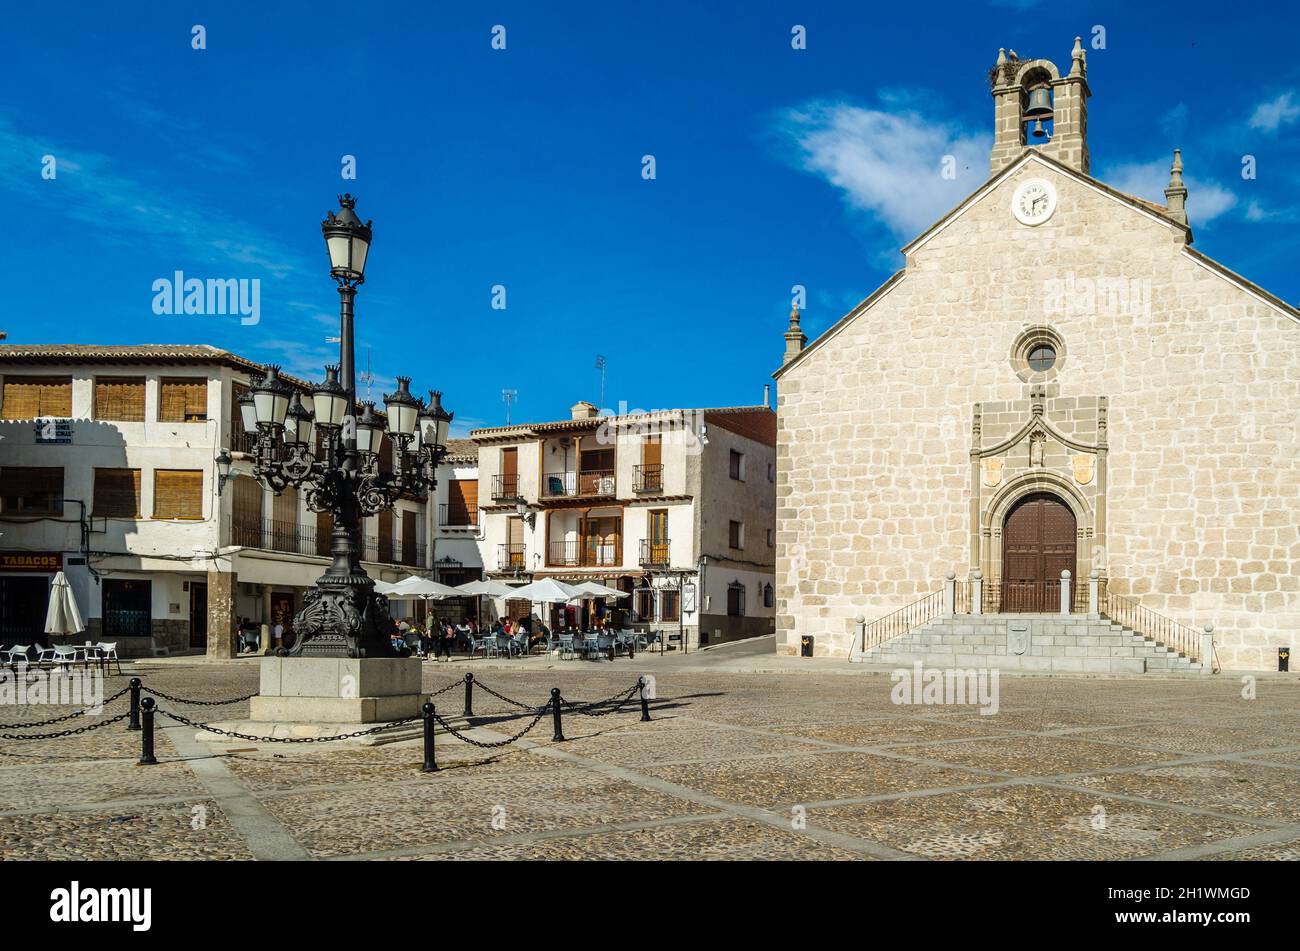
[49, 644, 85, 671]
[580, 633, 601, 659]
[2, 644, 31, 669]
[470, 636, 495, 659]
[94, 642, 123, 675]
[558, 635, 576, 660]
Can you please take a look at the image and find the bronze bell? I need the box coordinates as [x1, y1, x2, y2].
[1024, 85, 1054, 121]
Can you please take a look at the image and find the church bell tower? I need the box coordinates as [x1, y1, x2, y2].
[989, 37, 1091, 175]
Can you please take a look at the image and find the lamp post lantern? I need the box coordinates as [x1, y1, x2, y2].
[216, 195, 451, 658]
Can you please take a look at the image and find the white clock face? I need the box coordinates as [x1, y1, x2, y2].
[1012, 178, 1057, 225]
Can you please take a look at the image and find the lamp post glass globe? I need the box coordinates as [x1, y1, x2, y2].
[322, 194, 372, 284]
[311, 365, 349, 429]
[252, 366, 292, 428]
[383, 377, 421, 439]
[355, 403, 385, 456]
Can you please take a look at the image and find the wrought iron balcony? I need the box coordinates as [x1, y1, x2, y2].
[499, 543, 526, 570]
[541, 469, 615, 499]
[548, 539, 620, 567]
[491, 474, 520, 500]
[639, 539, 671, 568]
[438, 503, 478, 528]
[633, 464, 664, 493]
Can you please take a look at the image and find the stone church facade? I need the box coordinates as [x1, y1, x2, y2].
[774, 39, 1300, 671]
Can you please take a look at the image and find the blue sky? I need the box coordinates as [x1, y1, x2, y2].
[3, 1, 1298, 435]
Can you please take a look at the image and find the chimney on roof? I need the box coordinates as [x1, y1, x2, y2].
[570, 400, 599, 420]
[763, 384, 770, 408]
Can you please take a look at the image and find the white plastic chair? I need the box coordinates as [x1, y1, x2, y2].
[50, 644, 84, 671]
[2, 644, 31, 668]
[94, 642, 123, 674]
[558, 635, 576, 660]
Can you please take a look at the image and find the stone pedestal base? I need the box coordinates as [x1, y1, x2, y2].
[248, 656, 422, 724]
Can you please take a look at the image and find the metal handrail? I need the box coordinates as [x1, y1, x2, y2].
[1099, 581, 1203, 662]
[856, 588, 945, 656]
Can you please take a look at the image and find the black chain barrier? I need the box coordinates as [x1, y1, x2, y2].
[561, 683, 643, 717]
[153, 708, 421, 743]
[0, 686, 132, 730]
[0, 712, 131, 741]
[433, 706, 550, 749]
[140, 687, 258, 706]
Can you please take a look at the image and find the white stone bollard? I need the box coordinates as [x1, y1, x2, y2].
[944, 572, 956, 616]
[972, 570, 983, 616]
[1060, 570, 1071, 616]
[1200, 624, 1215, 674]
[1088, 569, 1099, 616]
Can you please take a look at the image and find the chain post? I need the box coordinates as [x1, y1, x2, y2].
[128, 677, 142, 731]
[463, 672, 474, 717]
[550, 687, 565, 742]
[421, 702, 438, 772]
[638, 677, 652, 722]
[138, 697, 157, 765]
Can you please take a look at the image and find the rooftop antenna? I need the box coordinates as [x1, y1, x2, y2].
[502, 388, 517, 426]
[595, 354, 607, 407]
[359, 345, 374, 402]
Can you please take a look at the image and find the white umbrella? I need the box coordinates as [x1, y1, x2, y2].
[44, 571, 85, 636]
[375, 576, 463, 599]
[456, 579, 517, 598]
[572, 581, 630, 599]
[510, 578, 584, 602]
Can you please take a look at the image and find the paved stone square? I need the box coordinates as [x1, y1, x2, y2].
[2, 652, 1299, 861]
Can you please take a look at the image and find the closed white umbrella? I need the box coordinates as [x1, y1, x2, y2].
[44, 571, 85, 637]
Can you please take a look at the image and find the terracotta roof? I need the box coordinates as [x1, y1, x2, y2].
[0, 344, 313, 388]
[442, 437, 477, 463]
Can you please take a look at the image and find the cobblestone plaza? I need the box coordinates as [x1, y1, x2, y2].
[3, 654, 1298, 861]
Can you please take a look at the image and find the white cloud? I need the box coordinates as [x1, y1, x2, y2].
[775, 99, 990, 239]
[1248, 92, 1300, 132]
[1104, 158, 1238, 227]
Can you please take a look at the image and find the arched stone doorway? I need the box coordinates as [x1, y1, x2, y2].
[1002, 492, 1077, 612]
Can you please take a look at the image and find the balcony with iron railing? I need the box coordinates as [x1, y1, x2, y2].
[541, 469, 616, 500]
[438, 503, 479, 528]
[548, 539, 621, 568]
[498, 543, 526, 570]
[639, 538, 671, 568]
[231, 517, 422, 566]
[633, 464, 664, 494]
[491, 474, 520, 501]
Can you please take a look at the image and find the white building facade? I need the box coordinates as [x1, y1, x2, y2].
[0, 345, 482, 656]
[473, 401, 776, 648]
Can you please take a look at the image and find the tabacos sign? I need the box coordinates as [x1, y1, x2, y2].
[0, 552, 62, 572]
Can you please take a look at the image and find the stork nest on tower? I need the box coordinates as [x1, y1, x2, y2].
[987, 56, 1020, 90]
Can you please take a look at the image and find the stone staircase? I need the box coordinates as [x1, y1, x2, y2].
[856, 614, 1203, 674]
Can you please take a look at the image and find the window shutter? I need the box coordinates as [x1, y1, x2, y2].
[231, 475, 264, 546]
[401, 513, 418, 565]
[315, 509, 333, 556]
[94, 377, 146, 422]
[93, 468, 141, 517]
[0, 467, 64, 515]
[377, 509, 394, 562]
[154, 469, 204, 519]
[159, 378, 208, 422]
[2, 377, 72, 419]
[448, 478, 478, 525]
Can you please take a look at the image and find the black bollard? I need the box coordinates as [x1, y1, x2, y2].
[463, 672, 475, 717]
[128, 677, 142, 731]
[638, 677, 652, 722]
[138, 697, 158, 765]
[550, 687, 565, 742]
[421, 702, 438, 772]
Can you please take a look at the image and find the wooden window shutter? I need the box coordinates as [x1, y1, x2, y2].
[2, 376, 72, 419]
[0, 467, 65, 515]
[94, 377, 146, 422]
[401, 512, 418, 565]
[315, 509, 333, 556]
[159, 378, 208, 422]
[231, 475, 264, 547]
[642, 436, 661, 467]
[378, 509, 394, 561]
[448, 478, 478, 525]
[93, 468, 141, 517]
[154, 469, 204, 519]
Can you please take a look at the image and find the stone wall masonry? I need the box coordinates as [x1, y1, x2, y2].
[776, 158, 1300, 669]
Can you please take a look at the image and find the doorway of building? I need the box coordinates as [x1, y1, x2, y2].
[189, 581, 208, 649]
[103, 579, 153, 638]
[0, 576, 50, 645]
[1001, 492, 1077, 612]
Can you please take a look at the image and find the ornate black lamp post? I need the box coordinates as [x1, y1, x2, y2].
[216, 194, 453, 658]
